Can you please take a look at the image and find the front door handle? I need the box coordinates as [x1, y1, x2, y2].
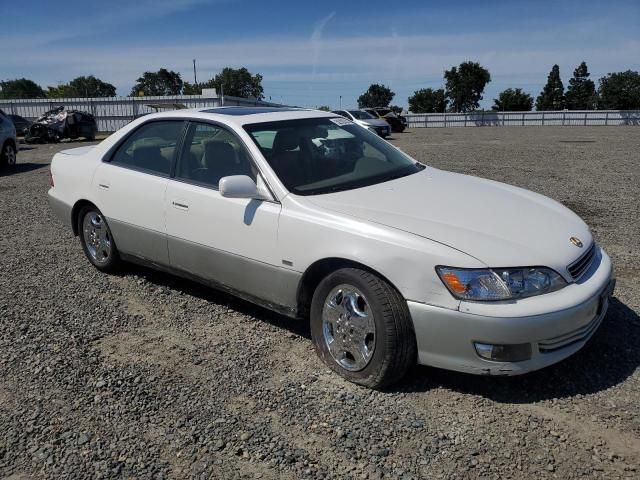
[172, 201, 189, 210]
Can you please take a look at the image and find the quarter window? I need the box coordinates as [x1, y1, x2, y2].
[176, 122, 256, 188]
[110, 121, 185, 176]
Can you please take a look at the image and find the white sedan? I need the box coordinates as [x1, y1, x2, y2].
[48, 107, 615, 388]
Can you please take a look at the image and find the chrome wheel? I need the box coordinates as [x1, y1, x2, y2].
[322, 284, 376, 371]
[4, 145, 16, 166]
[82, 212, 112, 264]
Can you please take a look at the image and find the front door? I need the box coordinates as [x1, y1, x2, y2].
[165, 122, 296, 308]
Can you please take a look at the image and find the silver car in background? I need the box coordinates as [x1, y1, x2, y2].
[331, 109, 391, 137]
[0, 109, 18, 168]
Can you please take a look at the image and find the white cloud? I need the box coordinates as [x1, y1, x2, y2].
[1, 19, 638, 106]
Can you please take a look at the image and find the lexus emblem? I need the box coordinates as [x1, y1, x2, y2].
[570, 237, 583, 248]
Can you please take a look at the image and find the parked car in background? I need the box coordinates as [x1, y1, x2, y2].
[0, 109, 18, 168]
[49, 107, 614, 389]
[7, 114, 32, 136]
[25, 106, 97, 144]
[364, 107, 407, 133]
[331, 109, 391, 137]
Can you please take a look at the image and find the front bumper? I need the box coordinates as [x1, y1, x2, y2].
[408, 248, 615, 375]
[374, 125, 390, 137]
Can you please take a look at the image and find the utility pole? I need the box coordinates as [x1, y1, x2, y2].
[193, 59, 197, 86]
[339, 95, 342, 109]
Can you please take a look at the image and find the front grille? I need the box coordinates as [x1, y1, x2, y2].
[538, 308, 604, 353]
[567, 242, 596, 280]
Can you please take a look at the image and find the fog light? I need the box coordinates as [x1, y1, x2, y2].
[474, 342, 532, 362]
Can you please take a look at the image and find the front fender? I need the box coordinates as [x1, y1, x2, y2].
[278, 196, 482, 310]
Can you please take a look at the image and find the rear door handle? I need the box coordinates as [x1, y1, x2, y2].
[98, 183, 110, 190]
[172, 201, 189, 210]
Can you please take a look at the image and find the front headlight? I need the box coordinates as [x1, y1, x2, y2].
[436, 266, 567, 301]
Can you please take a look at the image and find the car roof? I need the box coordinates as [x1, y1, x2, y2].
[141, 106, 338, 126]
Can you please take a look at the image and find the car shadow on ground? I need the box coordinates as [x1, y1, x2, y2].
[121, 263, 312, 340]
[0, 163, 48, 177]
[117, 263, 639, 401]
[394, 298, 640, 402]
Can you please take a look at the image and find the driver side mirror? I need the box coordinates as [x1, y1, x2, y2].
[219, 175, 262, 199]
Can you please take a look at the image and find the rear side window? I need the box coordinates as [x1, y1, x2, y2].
[110, 121, 185, 176]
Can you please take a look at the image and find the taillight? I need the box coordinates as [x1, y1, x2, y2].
[49, 169, 54, 187]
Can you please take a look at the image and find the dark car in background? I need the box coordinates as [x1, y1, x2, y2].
[363, 107, 407, 133]
[0, 109, 18, 168]
[25, 106, 97, 144]
[7, 114, 32, 136]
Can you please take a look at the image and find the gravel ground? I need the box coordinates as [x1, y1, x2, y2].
[1, 126, 639, 479]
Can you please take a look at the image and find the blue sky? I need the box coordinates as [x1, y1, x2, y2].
[1, 0, 639, 109]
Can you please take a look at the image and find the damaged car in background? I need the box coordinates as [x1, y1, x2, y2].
[25, 106, 97, 144]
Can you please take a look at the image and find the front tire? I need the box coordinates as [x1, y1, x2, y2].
[78, 206, 120, 273]
[310, 268, 417, 389]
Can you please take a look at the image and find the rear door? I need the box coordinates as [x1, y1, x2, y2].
[93, 120, 186, 265]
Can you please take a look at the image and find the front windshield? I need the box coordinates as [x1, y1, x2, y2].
[244, 117, 424, 196]
[348, 110, 375, 120]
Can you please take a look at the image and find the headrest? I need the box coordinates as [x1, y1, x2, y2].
[204, 141, 236, 166]
[133, 145, 161, 161]
[273, 129, 299, 152]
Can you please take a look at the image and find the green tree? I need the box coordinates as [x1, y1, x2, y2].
[130, 68, 183, 96]
[357, 84, 395, 108]
[536, 64, 565, 110]
[492, 88, 533, 111]
[0, 78, 46, 99]
[408, 88, 447, 113]
[443, 62, 491, 112]
[184, 67, 264, 99]
[182, 81, 201, 95]
[45, 85, 71, 98]
[565, 62, 597, 110]
[47, 75, 116, 98]
[317, 105, 331, 111]
[597, 70, 640, 110]
[389, 105, 404, 114]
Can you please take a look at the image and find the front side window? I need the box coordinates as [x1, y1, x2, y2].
[175, 122, 256, 188]
[111, 120, 184, 176]
[244, 118, 424, 195]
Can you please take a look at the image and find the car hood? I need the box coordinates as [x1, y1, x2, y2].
[306, 168, 591, 277]
[360, 119, 390, 128]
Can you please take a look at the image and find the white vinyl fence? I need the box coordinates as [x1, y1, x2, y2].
[405, 110, 640, 128]
[0, 94, 287, 132]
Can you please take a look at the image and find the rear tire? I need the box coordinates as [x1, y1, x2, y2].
[78, 206, 121, 273]
[1, 142, 16, 168]
[310, 268, 417, 389]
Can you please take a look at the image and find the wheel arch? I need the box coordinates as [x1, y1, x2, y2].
[296, 257, 404, 319]
[71, 199, 98, 236]
[2, 137, 16, 151]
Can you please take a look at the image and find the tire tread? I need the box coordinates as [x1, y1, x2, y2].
[311, 267, 417, 389]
